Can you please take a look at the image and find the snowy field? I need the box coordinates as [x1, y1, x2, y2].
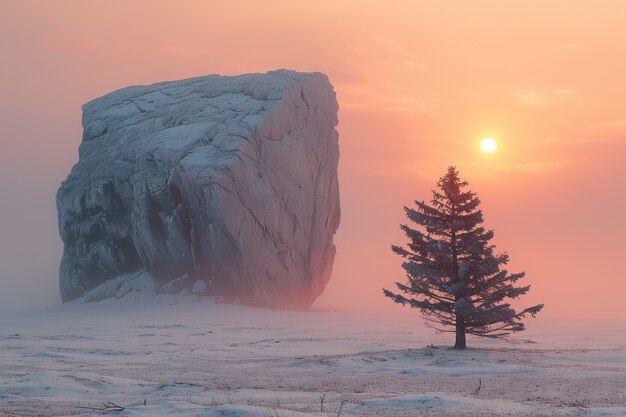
[1, 295, 625, 417]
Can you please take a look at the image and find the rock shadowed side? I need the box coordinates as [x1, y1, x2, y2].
[57, 70, 340, 309]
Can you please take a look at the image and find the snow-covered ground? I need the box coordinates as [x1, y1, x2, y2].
[1, 294, 624, 417]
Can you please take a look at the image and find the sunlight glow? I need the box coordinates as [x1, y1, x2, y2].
[480, 137, 497, 153]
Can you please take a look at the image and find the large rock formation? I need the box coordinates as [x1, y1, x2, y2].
[56, 70, 340, 309]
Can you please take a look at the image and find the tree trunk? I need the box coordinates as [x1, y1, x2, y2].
[454, 314, 466, 350]
[450, 201, 466, 350]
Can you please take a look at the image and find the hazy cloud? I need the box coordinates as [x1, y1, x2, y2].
[510, 86, 582, 106]
[368, 35, 414, 58]
[327, 68, 366, 85]
[586, 120, 626, 142]
[588, 120, 626, 131]
[402, 60, 429, 71]
[341, 93, 442, 114]
[369, 35, 397, 45]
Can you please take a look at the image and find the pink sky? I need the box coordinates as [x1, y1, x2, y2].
[1, 1, 625, 319]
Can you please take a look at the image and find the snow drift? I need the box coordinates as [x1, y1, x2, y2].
[56, 70, 340, 308]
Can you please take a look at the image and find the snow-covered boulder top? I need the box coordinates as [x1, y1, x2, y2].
[57, 70, 340, 309]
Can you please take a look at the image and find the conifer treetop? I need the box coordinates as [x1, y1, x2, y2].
[384, 166, 543, 346]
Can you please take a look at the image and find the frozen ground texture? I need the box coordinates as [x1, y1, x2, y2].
[56, 70, 340, 308]
[1, 296, 625, 417]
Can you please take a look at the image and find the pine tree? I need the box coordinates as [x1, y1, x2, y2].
[383, 166, 543, 349]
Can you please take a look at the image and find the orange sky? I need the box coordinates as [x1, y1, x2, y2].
[1, 1, 625, 319]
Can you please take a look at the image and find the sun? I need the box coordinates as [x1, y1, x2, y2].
[480, 137, 497, 153]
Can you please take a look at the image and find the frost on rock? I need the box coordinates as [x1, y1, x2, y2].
[192, 280, 208, 294]
[56, 70, 340, 309]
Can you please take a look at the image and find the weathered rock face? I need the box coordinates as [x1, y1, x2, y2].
[57, 70, 340, 308]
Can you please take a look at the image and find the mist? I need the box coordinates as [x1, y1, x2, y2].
[1, 1, 625, 319]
